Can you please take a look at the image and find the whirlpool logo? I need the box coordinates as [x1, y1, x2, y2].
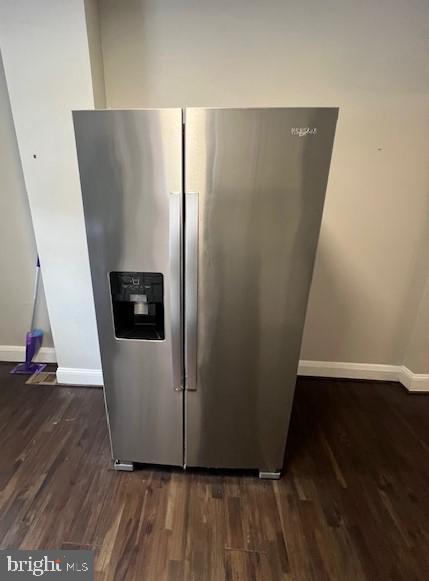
[1, 550, 93, 579]
[291, 127, 317, 136]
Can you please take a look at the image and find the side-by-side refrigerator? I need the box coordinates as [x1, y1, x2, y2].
[73, 108, 338, 478]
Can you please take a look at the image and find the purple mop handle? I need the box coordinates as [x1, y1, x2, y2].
[30, 256, 41, 331]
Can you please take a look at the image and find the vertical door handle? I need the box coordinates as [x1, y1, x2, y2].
[169, 193, 183, 391]
[185, 193, 199, 391]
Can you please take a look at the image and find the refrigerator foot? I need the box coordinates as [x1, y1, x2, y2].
[113, 460, 134, 472]
[259, 470, 281, 480]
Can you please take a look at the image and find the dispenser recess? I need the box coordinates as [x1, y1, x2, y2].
[109, 272, 164, 340]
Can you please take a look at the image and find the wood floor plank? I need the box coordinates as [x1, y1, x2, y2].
[0, 364, 428, 579]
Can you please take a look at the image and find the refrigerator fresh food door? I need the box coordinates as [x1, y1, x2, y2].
[185, 108, 338, 472]
[73, 109, 184, 466]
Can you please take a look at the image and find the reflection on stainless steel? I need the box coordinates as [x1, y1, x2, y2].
[73, 107, 338, 476]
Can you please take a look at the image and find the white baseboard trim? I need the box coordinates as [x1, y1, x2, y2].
[39, 360, 428, 393]
[298, 360, 429, 393]
[56, 367, 104, 386]
[397, 366, 429, 393]
[298, 360, 399, 381]
[0, 345, 56, 363]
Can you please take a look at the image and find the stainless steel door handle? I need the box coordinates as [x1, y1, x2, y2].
[169, 193, 183, 391]
[185, 193, 199, 391]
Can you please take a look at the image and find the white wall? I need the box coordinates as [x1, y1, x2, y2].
[1, 0, 426, 385]
[99, 0, 429, 373]
[0, 53, 54, 359]
[0, 0, 103, 382]
[85, 0, 107, 108]
[404, 275, 429, 375]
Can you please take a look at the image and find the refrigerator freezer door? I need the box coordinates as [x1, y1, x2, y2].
[74, 109, 183, 466]
[185, 108, 338, 471]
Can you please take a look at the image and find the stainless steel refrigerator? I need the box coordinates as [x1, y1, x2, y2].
[73, 108, 338, 478]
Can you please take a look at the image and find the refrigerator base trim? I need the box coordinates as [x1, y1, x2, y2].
[259, 471, 281, 480]
[113, 460, 135, 472]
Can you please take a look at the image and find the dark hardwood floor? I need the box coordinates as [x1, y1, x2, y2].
[0, 363, 428, 580]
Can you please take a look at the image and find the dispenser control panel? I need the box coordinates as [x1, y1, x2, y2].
[110, 272, 163, 303]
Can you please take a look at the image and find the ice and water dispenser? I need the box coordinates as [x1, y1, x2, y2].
[109, 272, 164, 340]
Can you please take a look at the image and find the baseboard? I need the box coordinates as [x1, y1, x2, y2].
[56, 367, 104, 386]
[51, 360, 429, 393]
[298, 360, 399, 381]
[397, 366, 429, 393]
[298, 360, 429, 393]
[0, 345, 56, 363]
